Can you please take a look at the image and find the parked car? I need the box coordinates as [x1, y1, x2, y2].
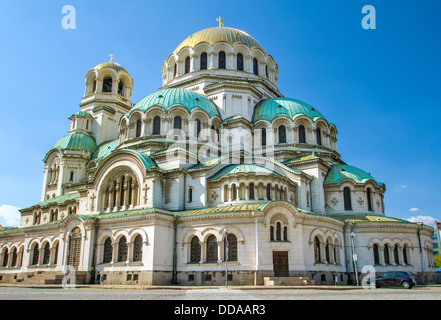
[373, 271, 417, 289]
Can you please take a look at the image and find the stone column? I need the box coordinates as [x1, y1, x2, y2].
[217, 241, 223, 264]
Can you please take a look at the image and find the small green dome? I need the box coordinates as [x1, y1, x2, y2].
[324, 164, 384, 187]
[253, 97, 328, 124]
[129, 88, 221, 118]
[94, 62, 126, 72]
[53, 133, 96, 153]
[208, 164, 285, 180]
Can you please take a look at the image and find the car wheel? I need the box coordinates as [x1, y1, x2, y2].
[401, 281, 411, 289]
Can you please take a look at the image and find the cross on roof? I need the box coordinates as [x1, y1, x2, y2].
[109, 53, 115, 63]
[217, 16, 224, 27]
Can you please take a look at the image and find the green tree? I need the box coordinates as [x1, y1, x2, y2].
[433, 253, 441, 268]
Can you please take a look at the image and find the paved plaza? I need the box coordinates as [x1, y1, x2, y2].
[1, 285, 441, 300]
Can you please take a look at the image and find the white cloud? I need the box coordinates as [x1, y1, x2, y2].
[409, 208, 419, 212]
[406, 215, 437, 226]
[0, 205, 21, 227]
[400, 184, 408, 189]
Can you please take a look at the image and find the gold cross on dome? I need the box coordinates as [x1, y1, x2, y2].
[217, 16, 224, 27]
[109, 52, 115, 63]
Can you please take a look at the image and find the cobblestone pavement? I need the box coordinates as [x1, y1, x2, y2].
[0, 286, 441, 300]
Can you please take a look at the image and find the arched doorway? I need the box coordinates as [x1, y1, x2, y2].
[67, 227, 82, 269]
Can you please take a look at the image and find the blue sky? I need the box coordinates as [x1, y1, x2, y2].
[0, 0, 440, 227]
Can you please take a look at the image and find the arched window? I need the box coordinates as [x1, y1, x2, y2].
[128, 177, 133, 206]
[384, 244, 390, 264]
[278, 125, 287, 144]
[200, 52, 207, 70]
[333, 242, 339, 264]
[224, 233, 237, 262]
[136, 119, 142, 138]
[50, 210, 58, 222]
[403, 245, 408, 265]
[393, 244, 399, 265]
[195, 119, 201, 138]
[2, 249, 8, 267]
[69, 171, 74, 182]
[231, 184, 237, 201]
[223, 185, 229, 202]
[276, 222, 282, 241]
[266, 184, 271, 200]
[11, 248, 17, 267]
[373, 244, 380, 265]
[325, 240, 330, 262]
[367, 188, 373, 211]
[153, 116, 161, 135]
[133, 235, 143, 262]
[120, 176, 126, 207]
[174, 63, 177, 78]
[185, 56, 190, 74]
[298, 125, 306, 143]
[314, 237, 321, 263]
[206, 235, 218, 262]
[270, 226, 275, 241]
[43, 243, 51, 265]
[118, 81, 124, 96]
[316, 128, 322, 145]
[283, 226, 288, 241]
[32, 244, 39, 265]
[343, 187, 352, 211]
[218, 51, 226, 69]
[174, 116, 182, 131]
[237, 53, 243, 71]
[103, 238, 112, 263]
[253, 58, 258, 75]
[249, 183, 255, 200]
[261, 128, 267, 146]
[190, 236, 201, 263]
[53, 243, 59, 265]
[117, 236, 128, 262]
[102, 77, 113, 93]
[188, 187, 193, 203]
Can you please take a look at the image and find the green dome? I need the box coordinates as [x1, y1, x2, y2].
[92, 139, 119, 160]
[253, 97, 328, 124]
[129, 88, 221, 118]
[94, 62, 126, 72]
[53, 133, 96, 153]
[208, 164, 285, 180]
[324, 164, 384, 187]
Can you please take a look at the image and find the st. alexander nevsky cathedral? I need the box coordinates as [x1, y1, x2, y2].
[0, 21, 436, 286]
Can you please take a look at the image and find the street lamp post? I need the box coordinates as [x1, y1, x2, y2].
[350, 231, 359, 286]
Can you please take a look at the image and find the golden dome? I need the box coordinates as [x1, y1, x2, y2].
[174, 27, 266, 54]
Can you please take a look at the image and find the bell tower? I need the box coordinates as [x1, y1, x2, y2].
[79, 55, 134, 145]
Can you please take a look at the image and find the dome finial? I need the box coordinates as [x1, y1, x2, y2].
[109, 52, 115, 63]
[216, 16, 224, 27]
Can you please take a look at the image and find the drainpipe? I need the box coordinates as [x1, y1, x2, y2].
[172, 216, 178, 285]
[309, 181, 313, 212]
[90, 219, 99, 284]
[417, 223, 424, 282]
[253, 212, 258, 286]
[343, 222, 350, 279]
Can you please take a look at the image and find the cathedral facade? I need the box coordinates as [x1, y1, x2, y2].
[0, 25, 436, 286]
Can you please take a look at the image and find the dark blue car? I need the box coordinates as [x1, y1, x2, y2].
[373, 271, 417, 289]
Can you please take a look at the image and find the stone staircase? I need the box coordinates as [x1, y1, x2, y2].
[264, 277, 314, 286]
